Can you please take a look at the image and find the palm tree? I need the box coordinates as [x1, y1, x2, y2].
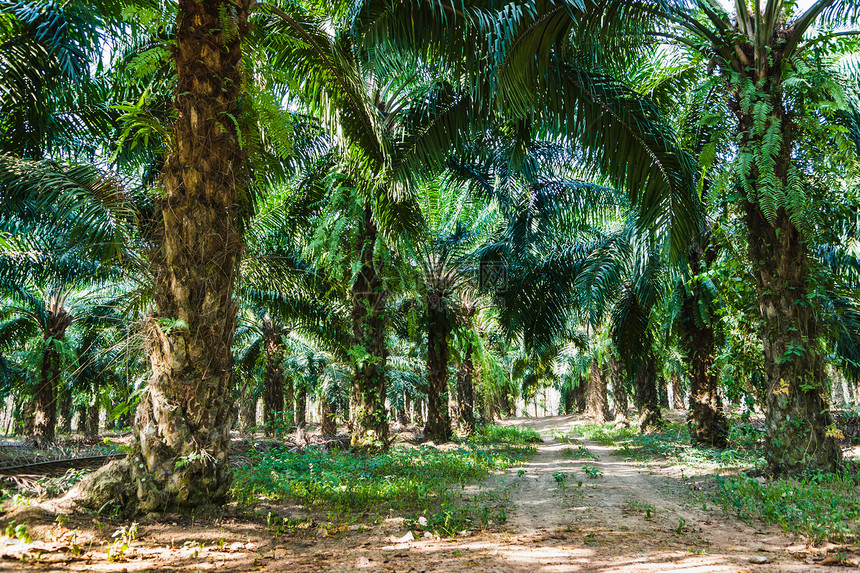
[260, 1, 476, 448]
[582, 0, 859, 472]
[114, 0, 252, 514]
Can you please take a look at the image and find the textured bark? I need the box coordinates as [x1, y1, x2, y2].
[585, 359, 611, 422]
[85, 393, 99, 439]
[671, 376, 685, 410]
[720, 34, 842, 472]
[33, 304, 72, 447]
[350, 205, 389, 449]
[456, 344, 476, 435]
[635, 356, 663, 432]
[33, 345, 58, 447]
[295, 386, 307, 428]
[262, 318, 285, 436]
[745, 203, 840, 472]
[424, 295, 452, 442]
[609, 354, 627, 417]
[125, 0, 249, 514]
[681, 269, 728, 447]
[320, 396, 337, 435]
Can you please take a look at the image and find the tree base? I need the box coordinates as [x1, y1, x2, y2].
[687, 403, 728, 448]
[638, 406, 663, 433]
[71, 459, 136, 516]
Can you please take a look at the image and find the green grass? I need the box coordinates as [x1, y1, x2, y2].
[713, 468, 860, 543]
[231, 425, 536, 536]
[466, 425, 542, 445]
[569, 420, 764, 469]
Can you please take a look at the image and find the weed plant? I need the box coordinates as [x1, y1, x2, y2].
[231, 425, 536, 536]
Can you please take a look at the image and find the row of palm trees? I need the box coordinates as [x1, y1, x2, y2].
[0, 0, 858, 514]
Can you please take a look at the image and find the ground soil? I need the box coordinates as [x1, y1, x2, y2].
[0, 415, 858, 572]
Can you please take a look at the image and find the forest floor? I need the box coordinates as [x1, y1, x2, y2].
[0, 414, 858, 572]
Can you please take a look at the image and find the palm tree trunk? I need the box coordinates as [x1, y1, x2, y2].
[572, 376, 586, 413]
[424, 296, 451, 442]
[33, 342, 58, 447]
[609, 354, 627, 418]
[295, 385, 307, 428]
[681, 277, 728, 446]
[350, 204, 389, 448]
[85, 389, 99, 440]
[745, 204, 840, 472]
[126, 0, 250, 513]
[734, 95, 841, 473]
[585, 359, 611, 422]
[320, 396, 337, 435]
[636, 355, 662, 432]
[262, 319, 285, 436]
[671, 376, 685, 410]
[456, 343, 476, 434]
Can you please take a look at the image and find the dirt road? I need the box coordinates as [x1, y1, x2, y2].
[0, 415, 855, 572]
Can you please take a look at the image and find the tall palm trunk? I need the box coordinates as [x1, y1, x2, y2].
[33, 342, 58, 447]
[424, 294, 452, 442]
[671, 376, 685, 410]
[681, 250, 728, 445]
[635, 355, 662, 432]
[262, 318, 285, 436]
[34, 305, 72, 448]
[295, 386, 307, 428]
[608, 354, 627, 418]
[456, 342, 476, 434]
[320, 396, 337, 435]
[350, 205, 388, 448]
[733, 89, 840, 473]
[85, 384, 99, 440]
[585, 359, 611, 422]
[128, 0, 249, 512]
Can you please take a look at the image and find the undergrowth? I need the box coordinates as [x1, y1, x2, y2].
[569, 420, 764, 469]
[713, 468, 860, 543]
[231, 424, 536, 536]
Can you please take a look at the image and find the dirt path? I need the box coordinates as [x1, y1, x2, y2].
[312, 415, 853, 573]
[1, 416, 857, 572]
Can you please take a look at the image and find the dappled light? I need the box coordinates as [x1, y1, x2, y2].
[0, 0, 859, 570]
